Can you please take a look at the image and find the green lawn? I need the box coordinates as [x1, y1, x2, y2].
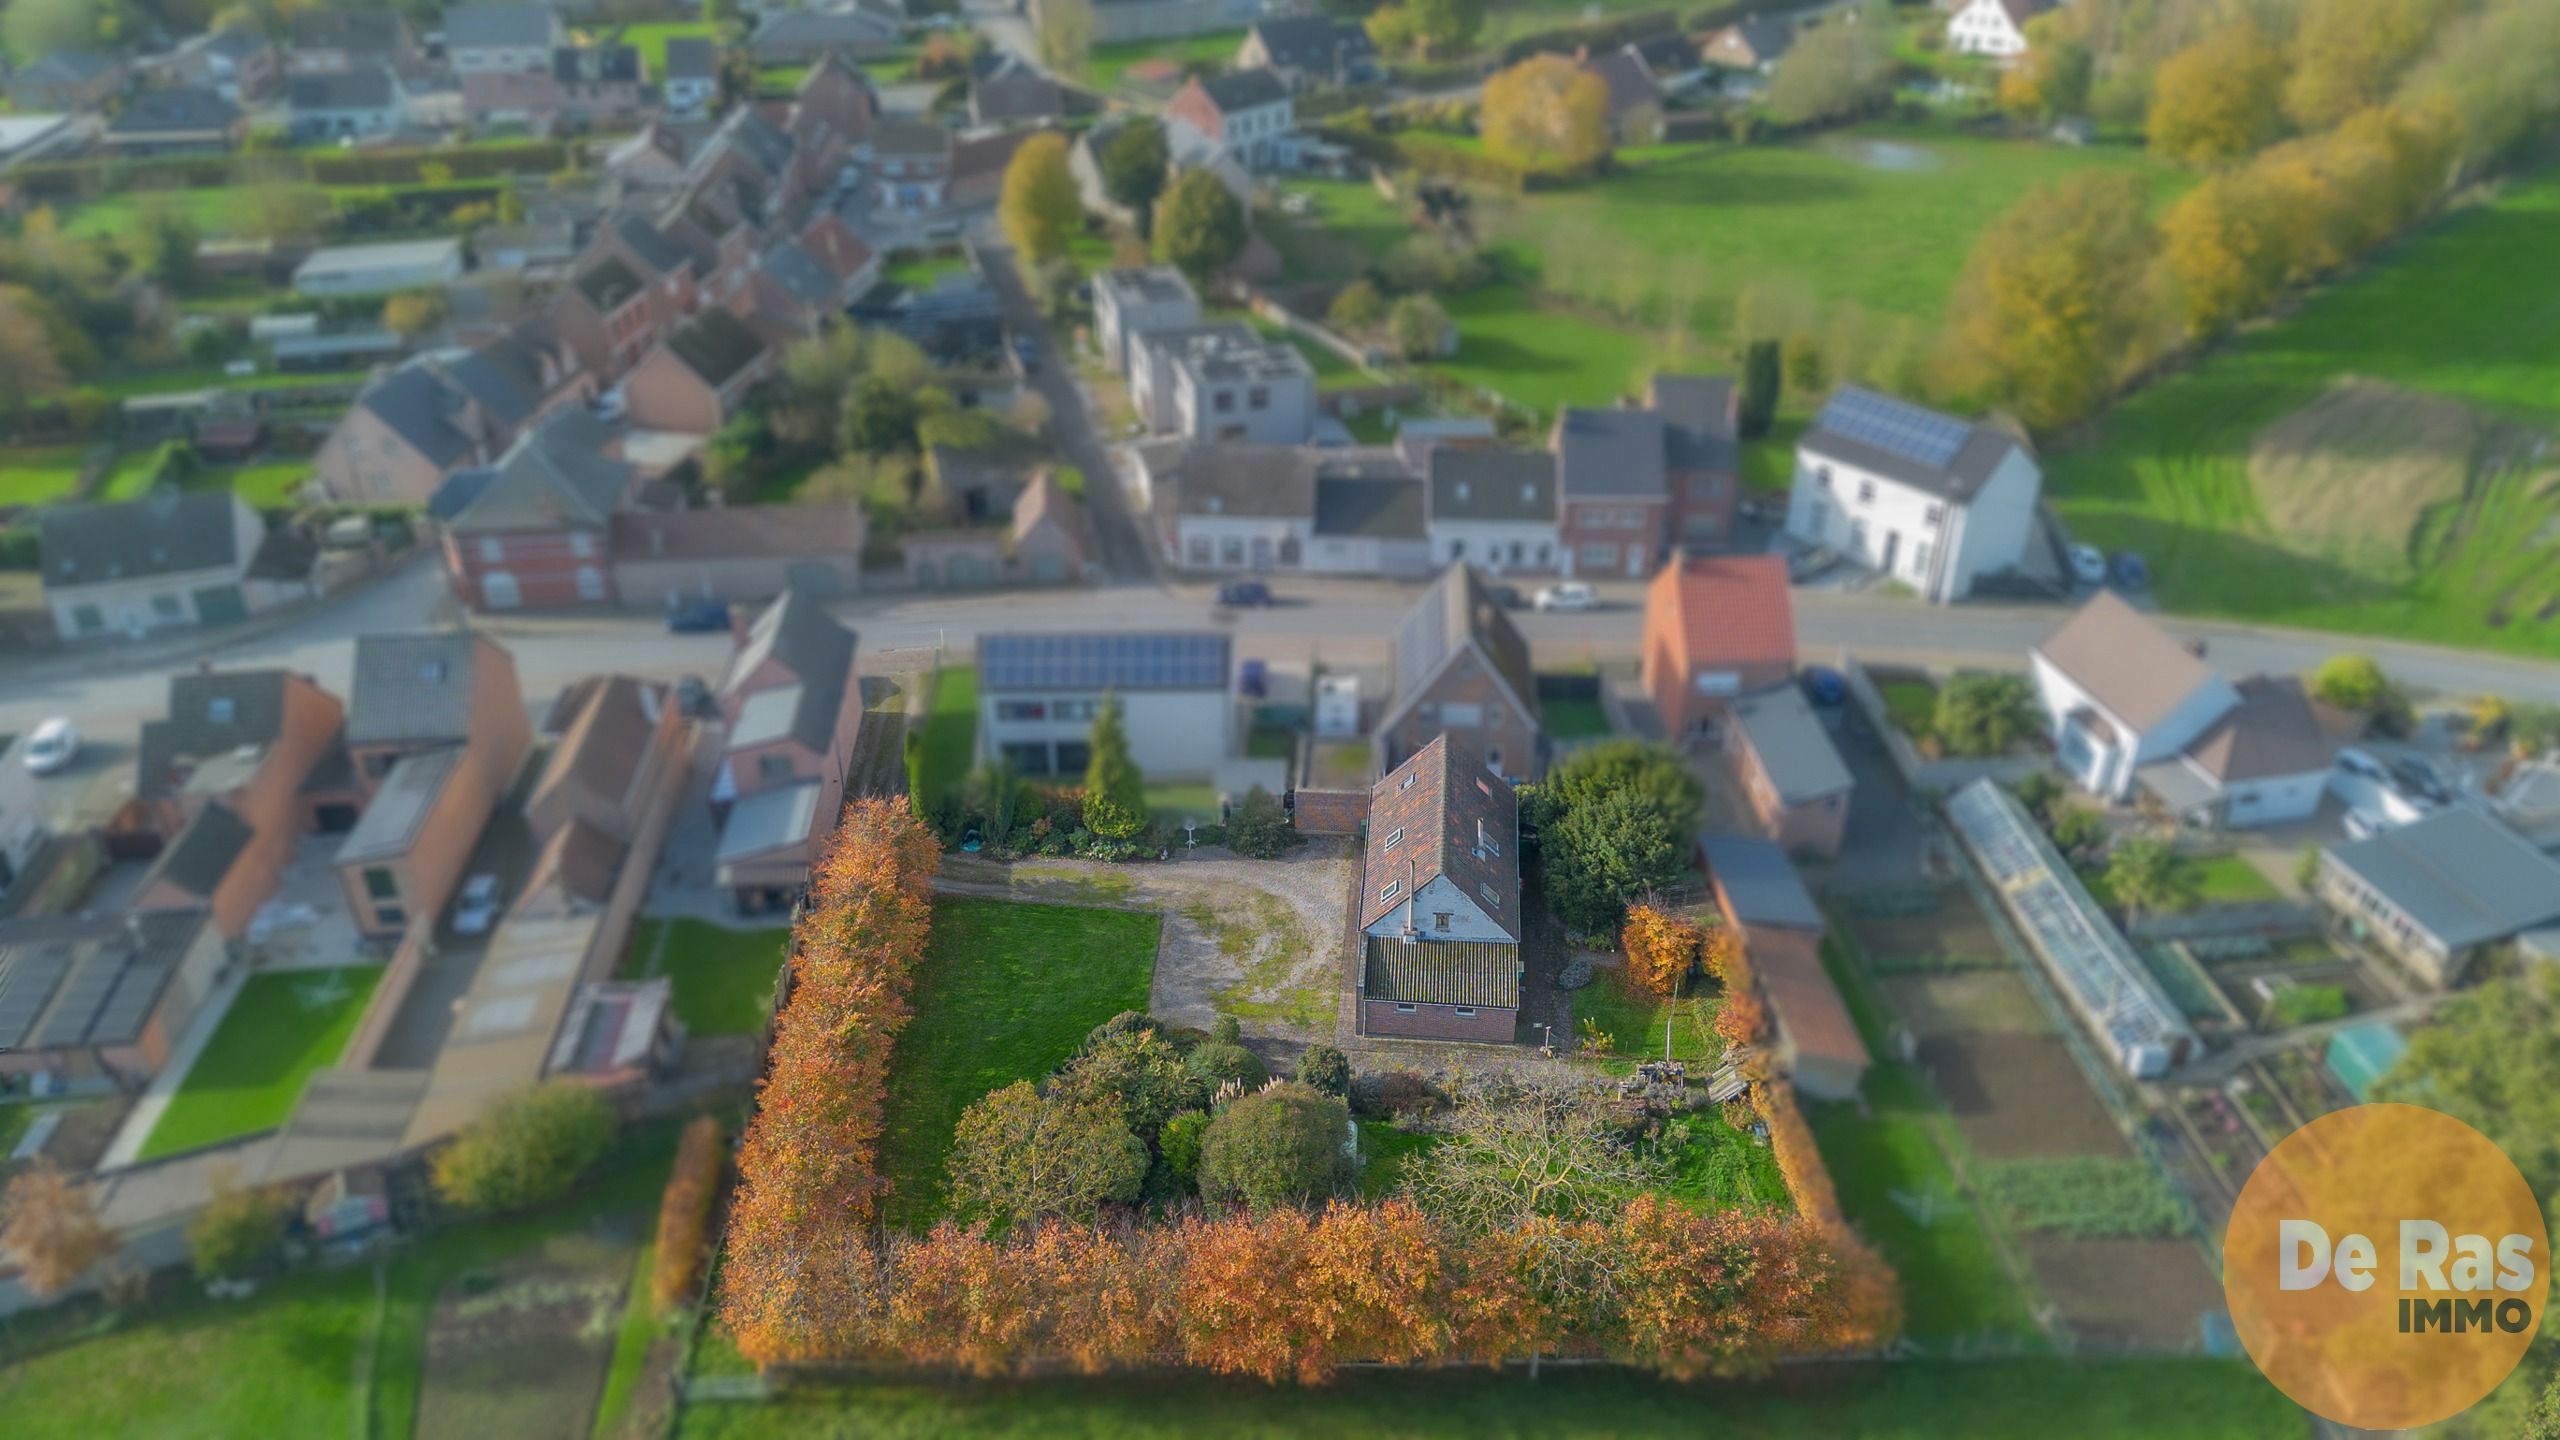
[2050, 170, 2560, 656]
[2192, 853, 2283, 905]
[1541, 696, 1611, 739]
[1355, 1121, 1440, 1200]
[625, 919, 790, 1037]
[1431, 280, 1657, 422]
[0, 444, 92, 505]
[97, 444, 180, 501]
[878, 895, 1162, 1228]
[1878, 677, 1939, 740]
[1574, 971, 1721, 1070]
[1086, 29, 1244, 92]
[614, 20, 720, 76]
[909, 664, 977, 811]
[1811, 939, 2042, 1344]
[1140, 782, 1221, 824]
[214, 460, 317, 509]
[0, 1122, 687, 1440]
[673, 1360, 2297, 1438]
[884, 249, 971, 289]
[136, 966, 381, 1160]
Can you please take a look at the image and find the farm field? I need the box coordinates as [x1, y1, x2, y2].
[136, 966, 381, 1160]
[624, 919, 790, 1036]
[672, 1359, 2299, 1438]
[876, 895, 1162, 1228]
[2050, 171, 2560, 655]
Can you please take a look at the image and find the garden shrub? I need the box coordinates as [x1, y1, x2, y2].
[430, 1081, 617, 1215]
[1198, 1083, 1355, 1212]
[650, 1115, 726, 1312]
[1185, 1040, 1268, 1094]
[1292, 1044, 1350, 1097]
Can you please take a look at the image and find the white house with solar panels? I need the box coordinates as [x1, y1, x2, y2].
[976, 632, 1235, 781]
[1784, 386, 2043, 604]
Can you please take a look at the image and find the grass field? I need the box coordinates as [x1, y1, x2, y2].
[614, 20, 719, 76]
[884, 249, 971, 289]
[626, 919, 789, 1036]
[2082, 852, 2282, 911]
[909, 664, 977, 811]
[136, 966, 381, 1160]
[2051, 171, 2560, 655]
[1878, 677, 1940, 740]
[0, 1122, 686, 1440]
[1573, 969, 1720, 1069]
[672, 1360, 2297, 1438]
[1086, 29, 1244, 92]
[1541, 696, 1611, 738]
[1812, 940, 2042, 1344]
[878, 895, 1162, 1228]
[0, 444, 92, 505]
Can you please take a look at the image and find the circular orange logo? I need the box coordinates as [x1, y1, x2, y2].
[2224, 1104, 2547, 1430]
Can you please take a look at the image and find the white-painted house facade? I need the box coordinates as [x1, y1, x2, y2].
[1784, 386, 2041, 604]
[1947, 0, 2048, 58]
[976, 631, 1235, 781]
[2033, 591, 2342, 828]
[1092, 265, 1201, 374]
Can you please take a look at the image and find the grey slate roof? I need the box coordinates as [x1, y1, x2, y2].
[291, 8, 406, 54]
[1197, 69, 1288, 113]
[1730, 686, 1853, 805]
[335, 747, 463, 864]
[2324, 808, 2560, 950]
[612, 213, 696, 277]
[145, 801, 254, 898]
[722, 589, 857, 753]
[663, 307, 769, 389]
[0, 910, 212, 1054]
[1652, 375, 1737, 472]
[1702, 833, 1824, 931]
[448, 410, 632, 534]
[1313, 474, 1425, 540]
[40, 490, 247, 589]
[573, 254, 646, 311]
[979, 632, 1228, 693]
[555, 44, 640, 83]
[1390, 564, 1538, 721]
[347, 633, 485, 747]
[664, 35, 717, 79]
[1553, 407, 1667, 499]
[871, 116, 948, 158]
[1248, 16, 1375, 70]
[18, 50, 115, 84]
[111, 85, 240, 135]
[1800, 385, 2029, 505]
[757, 237, 838, 307]
[1720, 14, 1797, 65]
[289, 68, 398, 111]
[136, 669, 293, 804]
[716, 780, 820, 864]
[358, 363, 476, 469]
[1429, 446, 1555, 523]
[1171, 444, 1316, 519]
[442, 334, 554, 432]
[443, 4, 555, 48]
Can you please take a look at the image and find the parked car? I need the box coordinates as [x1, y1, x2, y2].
[1800, 667, 1847, 707]
[2068, 543, 2108, 586]
[19, 717, 77, 774]
[675, 674, 714, 718]
[1216, 580, 1273, 607]
[453, 873, 502, 935]
[2388, 757, 2452, 806]
[2337, 748, 2387, 782]
[1533, 582, 1599, 612]
[2111, 551, 2150, 590]
[667, 598, 731, 633]
[1786, 545, 1839, 583]
[1011, 334, 1039, 373]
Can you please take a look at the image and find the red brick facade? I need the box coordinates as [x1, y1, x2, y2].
[1361, 999, 1515, 1043]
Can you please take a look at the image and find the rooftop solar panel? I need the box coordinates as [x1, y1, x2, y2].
[1815, 387, 1973, 469]
[980, 632, 1231, 692]
[0, 950, 72, 1049]
[34, 952, 119, 1050]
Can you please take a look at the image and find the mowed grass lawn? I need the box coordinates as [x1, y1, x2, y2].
[0, 1123, 687, 1440]
[908, 664, 977, 810]
[879, 896, 1161, 1228]
[2051, 171, 2560, 654]
[0, 444, 92, 505]
[1087, 29, 1244, 92]
[613, 20, 718, 76]
[625, 919, 789, 1036]
[674, 1359, 2297, 1439]
[136, 966, 380, 1160]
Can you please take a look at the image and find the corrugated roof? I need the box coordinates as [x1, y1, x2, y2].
[1730, 687, 1852, 805]
[2326, 808, 2560, 949]
[2036, 590, 2218, 734]
[1364, 936, 1519, 1008]
[979, 631, 1229, 692]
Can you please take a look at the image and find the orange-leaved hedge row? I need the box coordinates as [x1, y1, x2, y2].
[717, 797, 941, 1368]
[651, 1114, 726, 1313]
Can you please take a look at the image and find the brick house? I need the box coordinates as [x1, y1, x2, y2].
[609, 502, 867, 607]
[1379, 564, 1544, 781]
[1165, 70, 1294, 170]
[553, 253, 662, 378]
[1356, 735, 1522, 1044]
[335, 632, 531, 938]
[316, 331, 589, 504]
[1724, 685, 1853, 860]
[0, 912, 228, 1089]
[447, 4, 562, 122]
[130, 667, 353, 938]
[1648, 374, 1741, 548]
[526, 674, 684, 847]
[714, 589, 862, 910]
[1640, 553, 1796, 742]
[623, 307, 776, 435]
[439, 409, 635, 611]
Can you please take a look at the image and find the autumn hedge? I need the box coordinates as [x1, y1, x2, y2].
[652, 1115, 726, 1313]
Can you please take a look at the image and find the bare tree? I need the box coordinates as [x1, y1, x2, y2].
[1400, 1077, 1658, 1234]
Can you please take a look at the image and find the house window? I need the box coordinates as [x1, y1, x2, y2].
[1477, 820, 1499, 857]
[1187, 536, 1211, 565]
[757, 753, 796, 781]
[152, 593, 184, 618]
[1480, 881, 1499, 908]
[1454, 1007, 1476, 1018]
[1857, 479, 1875, 504]
[362, 867, 399, 900]
[1382, 826, 1403, 851]
[1485, 747, 1503, 772]
[1213, 391, 1234, 414]
[570, 531, 596, 558]
[1923, 504, 1944, 526]
[1578, 543, 1617, 569]
[1442, 702, 1482, 727]
[374, 905, 405, 928]
[72, 604, 102, 632]
[1247, 386, 1269, 409]
[1053, 699, 1099, 722]
[1221, 537, 1244, 564]
[1001, 741, 1050, 774]
[1815, 465, 1832, 490]
[209, 696, 235, 724]
[1379, 878, 1401, 902]
[996, 700, 1047, 721]
[478, 537, 503, 563]
[1054, 740, 1091, 772]
[1434, 912, 1452, 931]
[1394, 1003, 1418, 1014]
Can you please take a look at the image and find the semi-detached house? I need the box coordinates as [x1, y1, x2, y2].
[1783, 385, 2042, 604]
[440, 409, 635, 611]
[39, 489, 306, 641]
[1380, 564, 1544, 781]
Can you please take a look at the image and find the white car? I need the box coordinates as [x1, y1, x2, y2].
[2068, 543, 2108, 586]
[20, 717, 78, 774]
[452, 873, 502, 936]
[1533, 582, 1600, 612]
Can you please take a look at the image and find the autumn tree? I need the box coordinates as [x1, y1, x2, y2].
[651, 1115, 726, 1311]
[0, 289, 67, 401]
[1097, 118, 1169, 238]
[2147, 28, 2285, 165]
[1035, 0, 1094, 77]
[1080, 693, 1149, 841]
[2399, 0, 2560, 178]
[1385, 293, 1450, 360]
[187, 1171, 287, 1282]
[432, 1081, 617, 1214]
[1622, 904, 1704, 998]
[1997, 22, 2091, 124]
[947, 1082, 1149, 1229]
[1153, 169, 1245, 284]
[1766, 14, 1892, 127]
[999, 132, 1080, 266]
[2161, 171, 2292, 336]
[1715, 990, 1767, 1052]
[2283, 0, 2457, 132]
[1480, 54, 1611, 178]
[1366, 0, 1483, 59]
[0, 1160, 114, 1298]
[1327, 278, 1386, 333]
[1939, 172, 2159, 426]
[380, 290, 447, 339]
[1198, 1082, 1354, 1211]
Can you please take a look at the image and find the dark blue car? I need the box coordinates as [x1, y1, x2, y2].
[2111, 552, 2150, 590]
[1800, 667, 1847, 707]
[667, 598, 732, 633]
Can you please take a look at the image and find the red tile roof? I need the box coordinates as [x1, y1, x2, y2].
[1646, 554, 1796, 674]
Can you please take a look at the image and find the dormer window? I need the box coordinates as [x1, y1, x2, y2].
[1400, 771, 1417, 790]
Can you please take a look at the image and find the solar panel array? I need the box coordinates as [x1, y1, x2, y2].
[34, 952, 119, 1050]
[1815, 387, 1973, 469]
[0, 950, 72, 1049]
[1947, 780, 2196, 1078]
[981, 632, 1231, 693]
[92, 960, 176, 1050]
